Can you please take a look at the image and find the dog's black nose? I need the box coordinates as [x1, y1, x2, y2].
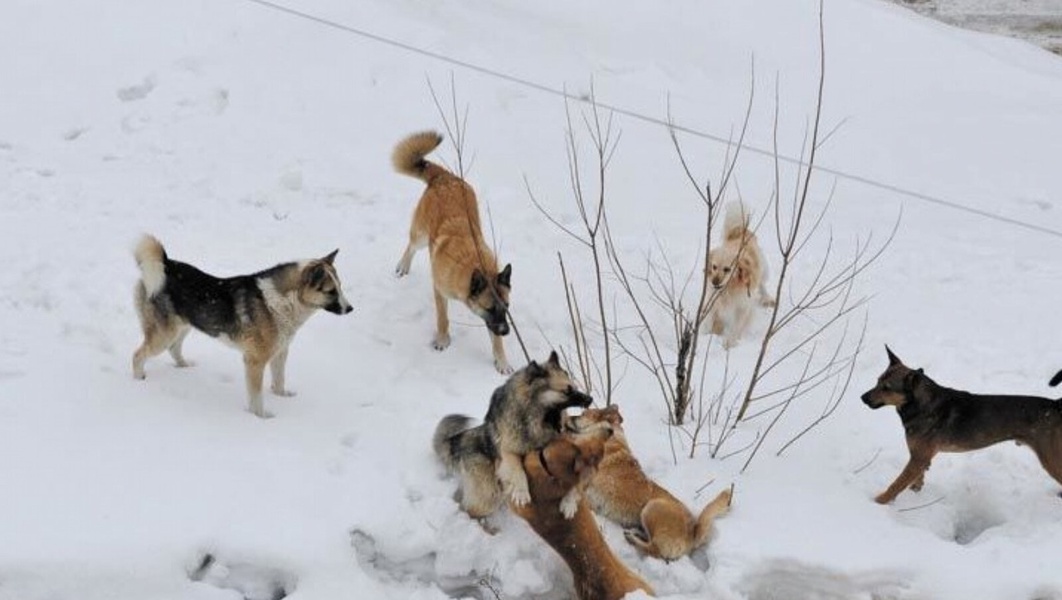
[568, 388, 594, 408]
[860, 391, 881, 408]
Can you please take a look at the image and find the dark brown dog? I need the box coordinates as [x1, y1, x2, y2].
[861, 346, 1062, 504]
[511, 432, 655, 600]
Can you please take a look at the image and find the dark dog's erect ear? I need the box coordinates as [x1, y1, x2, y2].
[497, 264, 512, 288]
[322, 249, 339, 265]
[547, 350, 560, 368]
[885, 345, 901, 367]
[904, 367, 925, 391]
[469, 269, 488, 297]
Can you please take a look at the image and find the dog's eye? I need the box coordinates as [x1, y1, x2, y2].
[723, 267, 731, 273]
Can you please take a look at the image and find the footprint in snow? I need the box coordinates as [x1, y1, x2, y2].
[350, 529, 505, 600]
[117, 76, 156, 102]
[189, 552, 294, 600]
[62, 127, 88, 141]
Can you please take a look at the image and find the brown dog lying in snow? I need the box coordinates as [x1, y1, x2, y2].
[567, 405, 732, 562]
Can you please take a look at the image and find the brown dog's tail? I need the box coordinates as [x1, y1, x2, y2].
[1050, 370, 1062, 387]
[722, 201, 751, 243]
[393, 131, 447, 183]
[133, 234, 167, 298]
[692, 486, 733, 550]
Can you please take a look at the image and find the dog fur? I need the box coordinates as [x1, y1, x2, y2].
[862, 346, 1062, 504]
[432, 351, 593, 518]
[393, 131, 513, 374]
[699, 202, 774, 349]
[511, 430, 655, 600]
[131, 234, 353, 418]
[567, 405, 732, 561]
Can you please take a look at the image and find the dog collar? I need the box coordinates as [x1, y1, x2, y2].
[538, 448, 555, 479]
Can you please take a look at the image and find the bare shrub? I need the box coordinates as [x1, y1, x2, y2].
[529, 1, 896, 467]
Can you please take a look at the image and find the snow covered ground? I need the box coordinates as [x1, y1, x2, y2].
[2, 0, 1062, 598]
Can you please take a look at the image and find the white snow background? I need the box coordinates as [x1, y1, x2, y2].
[2, 0, 1062, 598]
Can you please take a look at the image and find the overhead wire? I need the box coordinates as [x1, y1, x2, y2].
[239, 0, 1062, 240]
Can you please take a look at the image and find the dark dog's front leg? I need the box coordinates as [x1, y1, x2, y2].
[876, 453, 932, 504]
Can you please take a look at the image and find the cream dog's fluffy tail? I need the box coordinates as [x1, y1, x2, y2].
[722, 202, 751, 243]
[133, 234, 167, 297]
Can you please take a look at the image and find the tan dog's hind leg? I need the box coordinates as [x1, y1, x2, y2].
[395, 230, 426, 277]
[490, 332, 512, 375]
[876, 450, 933, 504]
[433, 289, 451, 351]
[269, 346, 295, 397]
[498, 450, 531, 507]
[244, 354, 271, 419]
[633, 498, 695, 561]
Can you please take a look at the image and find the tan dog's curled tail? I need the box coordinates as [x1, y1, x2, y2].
[393, 131, 446, 183]
[722, 202, 750, 243]
[692, 486, 733, 550]
[134, 234, 167, 298]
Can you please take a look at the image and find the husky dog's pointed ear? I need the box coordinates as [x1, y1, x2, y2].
[547, 350, 560, 368]
[303, 262, 327, 285]
[322, 249, 339, 265]
[470, 269, 488, 297]
[497, 263, 512, 288]
[604, 404, 623, 424]
[885, 345, 901, 366]
[526, 360, 546, 379]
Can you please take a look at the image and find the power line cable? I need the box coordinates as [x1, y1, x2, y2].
[239, 0, 1062, 240]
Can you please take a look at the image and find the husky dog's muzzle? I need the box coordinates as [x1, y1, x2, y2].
[566, 387, 594, 408]
[325, 296, 354, 315]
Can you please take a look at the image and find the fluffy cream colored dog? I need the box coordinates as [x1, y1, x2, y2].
[700, 202, 774, 348]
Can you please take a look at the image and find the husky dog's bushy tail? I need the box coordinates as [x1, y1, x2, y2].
[134, 234, 167, 297]
[722, 201, 751, 243]
[433, 414, 476, 472]
[393, 131, 445, 183]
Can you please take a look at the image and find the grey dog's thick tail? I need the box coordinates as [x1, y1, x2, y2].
[433, 414, 475, 471]
[1050, 369, 1062, 388]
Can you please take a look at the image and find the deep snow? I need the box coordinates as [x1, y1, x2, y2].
[2, 0, 1062, 598]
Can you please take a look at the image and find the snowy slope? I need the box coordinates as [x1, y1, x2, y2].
[2, 0, 1062, 598]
